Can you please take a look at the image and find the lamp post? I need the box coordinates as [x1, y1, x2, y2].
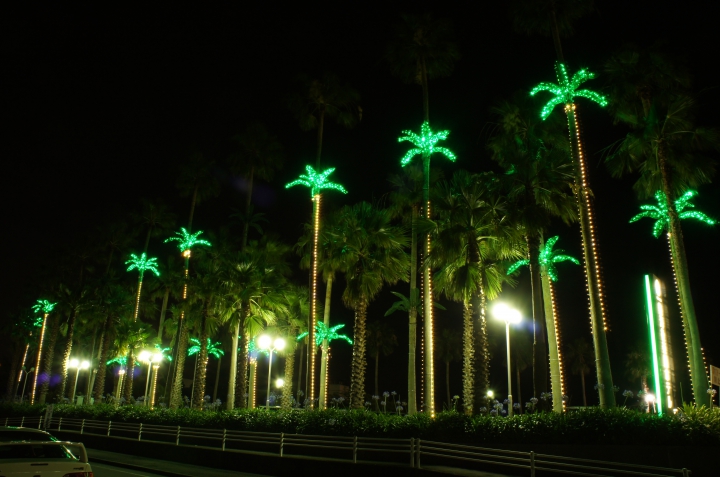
[68, 359, 90, 405]
[139, 351, 163, 406]
[645, 393, 656, 414]
[257, 335, 286, 409]
[492, 303, 522, 417]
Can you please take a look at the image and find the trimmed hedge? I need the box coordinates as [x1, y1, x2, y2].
[2, 403, 718, 446]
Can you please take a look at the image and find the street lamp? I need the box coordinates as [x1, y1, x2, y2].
[68, 359, 90, 405]
[139, 351, 163, 407]
[492, 303, 522, 417]
[257, 335, 286, 409]
[645, 393, 656, 414]
[116, 368, 126, 404]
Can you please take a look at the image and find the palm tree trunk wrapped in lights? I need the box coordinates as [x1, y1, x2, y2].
[399, 122, 456, 416]
[30, 300, 56, 405]
[286, 165, 347, 408]
[531, 63, 615, 407]
[630, 189, 716, 406]
[508, 235, 579, 412]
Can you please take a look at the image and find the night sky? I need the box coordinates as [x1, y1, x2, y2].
[4, 2, 718, 406]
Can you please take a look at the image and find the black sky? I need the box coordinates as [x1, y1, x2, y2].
[3, 2, 719, 404]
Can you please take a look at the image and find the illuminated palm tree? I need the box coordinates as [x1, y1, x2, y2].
[630, 189, 716, 403]
[165, 228, 211, 408]
[630, 190, 716, 237]
[188, 338, 223, 406]
[30, 299, 56, 404]
[286, 165, 347, 407]
[399, 121, 456, 415]
[126, 253, 160, 321]
[508, 235, 579, 411]
[530, 63, 615, 407]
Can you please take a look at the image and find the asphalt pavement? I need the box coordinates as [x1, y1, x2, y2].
[88, 448, 272, 477]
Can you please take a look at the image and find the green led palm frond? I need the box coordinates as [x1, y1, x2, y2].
[506, 237, 578, 282]
[298, 322, 353, 347]
[286, 165, 348, 197]
[154, 344, 173, 362]
[507, 259, 530, 276]
[165, 228, 212, 254]
[32, 299, 57, 315]
[106, 355, 138, 367]
[530, 62, 607, 120]
[188, 338, 224, 359]
[126, 253, 160, 278]
[398, 121, 456, 167]
[539, 236, 580, 282]
[630, 190, 716, 238]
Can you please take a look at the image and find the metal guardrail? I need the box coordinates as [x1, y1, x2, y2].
[2, 416, 691, 476]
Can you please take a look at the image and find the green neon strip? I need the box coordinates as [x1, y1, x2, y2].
[644, 275, 663, 415]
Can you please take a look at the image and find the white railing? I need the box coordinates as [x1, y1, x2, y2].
[1, 416, 691, 476]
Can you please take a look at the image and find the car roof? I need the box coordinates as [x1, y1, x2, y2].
[0, 427, 56, 442]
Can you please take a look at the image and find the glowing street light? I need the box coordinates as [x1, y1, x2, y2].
[116, 368, 126, 404]
[645, 393, 656, 414]
[275, 378, 285, 389]
[139, 351, 162, 407]
[257, 335, 286, 409]
[492, 303, 521, 417]
[68, 359, 90, 405]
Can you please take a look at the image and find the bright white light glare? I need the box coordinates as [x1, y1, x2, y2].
[487, 390, 494, 398]
[153, 353, 163, 363]
[276, 378, 285, 388]
[138, 351, 151, 362]
[274, 338, 286, 351]
[492, 303, 522, 324]
[258, 335, 271, 350]
[645, 393, 656, 403]
[68, 359, 79, 368]
[80, 360, 90, 370]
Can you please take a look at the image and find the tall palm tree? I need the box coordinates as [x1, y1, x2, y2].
[334, 202, 409, 408]
[625, 344, 651, 393]
[187, 338, 224, 406]
[399, 122, 456, 415]
[289, 72, 361, 169]
[387, 163, 425, 415]
[113, 318, 152, 402]
[488, 94, 575, 404]
[229, 123, 284, 249]
[435, 328, 461, 411]
[513, 0, 614, 408]
[92, 281, 130, 403]
[125, 253, 160, 321]
[224, 238, 290, 409]
[530, 63, 615, 407]
[508, 236, 579, 411]
[56, 283, 89, 400]
[165, 228, 211, 408]
[608, 90, 719, 405]
[386, 13, 460, 122]
[30, 299, 56, 404]
[286, 165, 347, 407]
[430, 171, 523, 414]
[565, 337, 593, 406]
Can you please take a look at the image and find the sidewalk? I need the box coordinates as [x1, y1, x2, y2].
[88, 448, 270, 477]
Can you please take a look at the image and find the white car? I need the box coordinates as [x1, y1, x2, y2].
[0, 427, 93, 476]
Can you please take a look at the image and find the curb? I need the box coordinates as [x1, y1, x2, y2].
[90, 457, 194, 477]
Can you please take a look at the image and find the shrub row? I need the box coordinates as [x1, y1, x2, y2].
[2, 403, 718, 446]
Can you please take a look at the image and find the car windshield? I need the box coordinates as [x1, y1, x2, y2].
[0, 430, 55, 442]
[0, 443, 73, 460]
